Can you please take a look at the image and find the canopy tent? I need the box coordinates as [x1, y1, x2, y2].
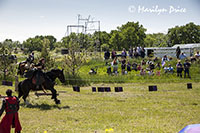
[145, 43, 200, 58]
[172, 43, 200, 49]
[179, 124, 200, 133]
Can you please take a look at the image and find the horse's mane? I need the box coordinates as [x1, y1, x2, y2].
[50, 69, 61, 73]
[45, 69, 62, 81]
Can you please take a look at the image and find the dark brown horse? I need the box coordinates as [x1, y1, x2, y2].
[17, 69, 65, 104]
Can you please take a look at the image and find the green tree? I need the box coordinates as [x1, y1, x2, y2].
[109, 21, 146, 50]
[109, 31, 124, 50]
[167, 22, 200, 46]
[101, 43, 110, 51]
[61, 33, 78, 48]
[118, 21, 146, 48]
[23, 35, 57, 53]
[40, 38, 55, 71]
[93, 31, 110, 45]
[144, 33, 168, 47]
[0, 45, 16, 80]
[45, 35, 57, 50]
[64, 39, 86, 76]
[23, 37, 43, 52]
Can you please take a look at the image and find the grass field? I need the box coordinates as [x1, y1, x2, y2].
[0, 82, 200, 133]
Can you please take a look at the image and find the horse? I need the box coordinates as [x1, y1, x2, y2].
[17, 69, 65, 105]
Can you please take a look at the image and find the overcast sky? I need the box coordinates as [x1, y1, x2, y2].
[0, 0, 199, 42]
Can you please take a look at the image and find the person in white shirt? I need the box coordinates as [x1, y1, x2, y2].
[195, 51, 200, 59]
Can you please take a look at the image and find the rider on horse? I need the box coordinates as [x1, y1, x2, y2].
[33, 58, 45, 89]
[18, 52, 35, 76]
[26, 52, 34, 68]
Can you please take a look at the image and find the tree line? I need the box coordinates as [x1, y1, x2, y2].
[1, 21, 200, 53]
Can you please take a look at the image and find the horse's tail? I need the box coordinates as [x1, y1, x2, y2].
[17, 81, 24, 99]
[18, 82, 22, 94]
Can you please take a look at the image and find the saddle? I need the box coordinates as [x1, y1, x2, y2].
[32, 74, 45, 85]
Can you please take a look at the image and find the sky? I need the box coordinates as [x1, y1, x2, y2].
[0, 0, 200, 42]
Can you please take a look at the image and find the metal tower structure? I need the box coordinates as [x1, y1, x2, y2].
[65, 14, 101, 55]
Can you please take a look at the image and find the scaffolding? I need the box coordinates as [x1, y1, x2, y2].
[65, 14, 101, 56]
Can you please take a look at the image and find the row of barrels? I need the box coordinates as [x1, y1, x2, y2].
[73, 86, 123, 92]
[73, 83, 192, 92]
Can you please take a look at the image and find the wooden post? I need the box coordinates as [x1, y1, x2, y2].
[35, 92, 59, 97]
[15, 76, 19, 91]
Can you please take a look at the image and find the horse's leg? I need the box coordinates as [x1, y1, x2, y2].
[18, 91, 23, 99]
[18, 82, 23, 99]
[49, 87, 60, 104]
[43, 78, 60, 104]
[22, 88, 31, 105]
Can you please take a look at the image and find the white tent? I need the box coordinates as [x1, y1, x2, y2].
[145, 43, 200, 58]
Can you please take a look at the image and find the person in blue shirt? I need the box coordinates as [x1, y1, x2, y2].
[176, 61, 183, 77]
[179, 53, 187, 60]
[184, 59, 191, 78]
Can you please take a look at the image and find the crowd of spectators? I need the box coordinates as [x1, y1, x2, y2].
[104, 47, 146, 60]
[103, 47, 200, 79]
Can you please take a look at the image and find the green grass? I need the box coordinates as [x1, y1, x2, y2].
[0, 83, 200, 133]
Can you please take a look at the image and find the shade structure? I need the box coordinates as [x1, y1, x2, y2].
[179, 124, 200, 133]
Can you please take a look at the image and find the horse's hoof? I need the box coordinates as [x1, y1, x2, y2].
[55, 100, 61, 104]
[25, 101, 29, 105]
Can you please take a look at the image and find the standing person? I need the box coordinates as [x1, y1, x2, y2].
[0, 89, 22, 133]
[104, 50, 110, 60]
[140, 69, 146, 76]
[132, 62, 138, 71]
[134, 47, 139, 58]
[176, 46, 181, 59]
[137, 47, 141, 56]
[127, 61, 131, 71]
[141, 59, 146, 66]
[112, 57, 119, 74]
[121, 58, 126, 74]
[111, 49, 117, 60]
[176, 61, 183, 78]
[121, 48, 127, 58]
[128, 47, 133, 58]
[140, 47, 146, 58]
[184, 59, 191, 78]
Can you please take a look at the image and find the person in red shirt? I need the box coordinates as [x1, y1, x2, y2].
[0, 89, 22, 133]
